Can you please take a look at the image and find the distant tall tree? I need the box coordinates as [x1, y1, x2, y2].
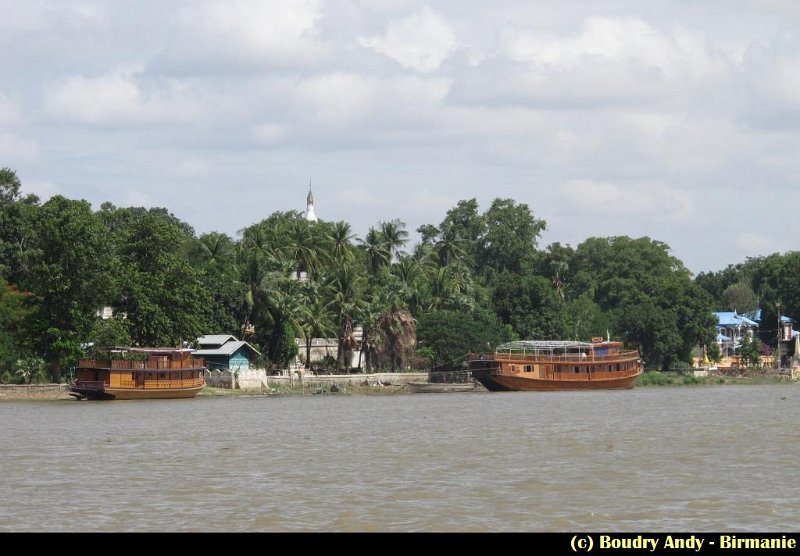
[0, 168, 39, 284]
[570, 236, 716, 369]
[492, 272, 567, 340]
[373, 306, 417, 372]
[24, 196, 111, 381]
[0, 279, 33, 382]
[0, 167, 21, 205]
[380, 219, 408, 262]
[417, 308, 509, 371]
[359, 227, 390, 278]
[479, 198, 546, 275]
[110, 209, 212, 347]
[327, 221, 357, 264]
[721, 281, 759, 313]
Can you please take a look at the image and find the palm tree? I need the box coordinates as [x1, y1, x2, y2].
[435, 225, 466, 267]
[380, 219, 409, 262]
[359, 227, 390, 278]
[327, 221, 357, 264]
[285, 219, 320, 280]
[326, 260, 365, 372]
[373, 304, 417, 372]
[190, 232, 235, 266]
[297, 291, 336, 370]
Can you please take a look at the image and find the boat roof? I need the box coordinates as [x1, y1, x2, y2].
[93, 346, 192, 355]
[496, 340, 598, 351]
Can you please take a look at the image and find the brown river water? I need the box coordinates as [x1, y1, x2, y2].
[1, 384, 798, 532]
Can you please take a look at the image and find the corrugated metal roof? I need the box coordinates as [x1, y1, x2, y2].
[194, 340, 260, 357]
[197, 334, 238, 347]
[714, 312, 758, 327]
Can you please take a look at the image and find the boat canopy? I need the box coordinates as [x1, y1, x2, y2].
[495, 340, 595, 355]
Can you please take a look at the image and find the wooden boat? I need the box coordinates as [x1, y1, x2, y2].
[407, 381, 477, 393]
[468, 338, 642, 391]
[70, 348, 206, 400]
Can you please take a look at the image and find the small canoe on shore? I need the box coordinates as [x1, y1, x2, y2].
[407, 382, 478, 394]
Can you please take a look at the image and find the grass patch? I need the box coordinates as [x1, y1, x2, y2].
[637, 369, 790, 387]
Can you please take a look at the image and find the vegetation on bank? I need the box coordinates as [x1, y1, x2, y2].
[637, 370, 791, 386]
[199, 383, 409, 397]
[2, 165, 800, 384]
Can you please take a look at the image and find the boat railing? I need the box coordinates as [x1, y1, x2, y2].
[469, 351, 639, 363]
[73, 380, 106, 391]
[142, 378, 205, 389]
[77, 357, 206, 370]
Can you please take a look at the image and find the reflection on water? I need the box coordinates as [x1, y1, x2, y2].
[1, 385, 799, 531]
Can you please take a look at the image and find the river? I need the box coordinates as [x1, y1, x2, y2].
[1, 384, 798, 531]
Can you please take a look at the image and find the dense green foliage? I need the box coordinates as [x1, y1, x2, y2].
[1, 166, 762, 382]
[416, 308, 512, 371]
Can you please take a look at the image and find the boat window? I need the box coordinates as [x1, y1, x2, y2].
[574, 367, 580, 373]
[524, 365, 532, 373]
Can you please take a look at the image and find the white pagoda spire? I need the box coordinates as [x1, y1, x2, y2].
[305, 180, 318, 222]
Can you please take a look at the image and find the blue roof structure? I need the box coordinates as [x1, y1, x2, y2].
[714, 311, 758, 327]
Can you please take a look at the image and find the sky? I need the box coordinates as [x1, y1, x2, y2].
[3, 1, 800, 274]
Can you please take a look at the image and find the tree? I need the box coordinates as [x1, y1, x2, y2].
[569, 236, 717, 369]
[110, 208, 212, 347]
[373, 307, 417, 371]
[439, 198, 485, 267]
[0, 279, 33, 382]
[492, 273, 567, 340]
[721, 281, 759, 313]
[380, 219, 409, 262]
[359, 227, 390, 278]
[738, 334, 761, 367]
[479, 198, 546, 275]
[23, 196, 112, 381]
[325, 258, 365, 372]
[326, 221, 357, 264]
[0, 167, 21, 205]
[416, 308, 509, 371]
[297, 291, 336, 369]
[189, 232, 247, 336]
[0, 170, 39, 284]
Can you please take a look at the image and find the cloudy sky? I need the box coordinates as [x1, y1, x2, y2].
[3, 1, 800, 273]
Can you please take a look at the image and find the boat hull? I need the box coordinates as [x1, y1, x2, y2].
[70, 385, 205, 400]
[105, 385, 205, 400]
[407, 382, 477, 393]
[471, 370, 639, 392]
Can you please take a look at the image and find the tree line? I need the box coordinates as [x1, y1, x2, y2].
[0, 166, 794, 383]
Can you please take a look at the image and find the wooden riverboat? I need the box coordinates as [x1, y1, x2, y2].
[468, 338, 642, 391]
[407, 382, 478, 393]
[70, 348, 206, 400]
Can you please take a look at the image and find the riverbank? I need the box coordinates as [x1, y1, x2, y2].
[0, 384, 71, 400]
[637, 369, 792, 386]
[0, 370, 795, 400]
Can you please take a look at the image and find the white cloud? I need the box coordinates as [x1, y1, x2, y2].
[171, 157, 212, 179]
[43, 64, 204, 125]
[0, 132, 39, 161]
[0, 90, 21, 126]
[292, 72, 450, 131]
[171, 0, 324, 67]
[561, 179, 693, 221]
[359, 7, 457, 72]
[735, 231, 776, 256]
[451, 16, 730, 110]
[23, 179, 59, 200]
[252, 123, 286, 145]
